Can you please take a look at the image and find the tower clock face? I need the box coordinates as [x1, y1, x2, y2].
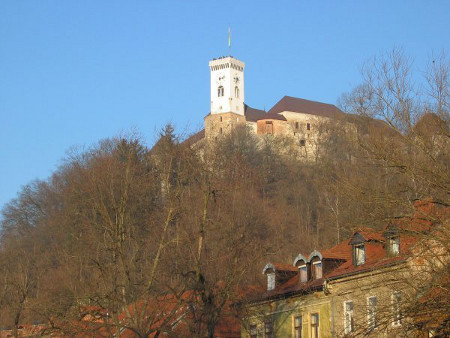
[216, 73, 225, 84]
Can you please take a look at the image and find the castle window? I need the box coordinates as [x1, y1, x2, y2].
[311, 313, 319, 338]
[307, 123, 311, 130]
[218, 86, 224, 97]
[388, 237, 400, 256]
[368, 296, 378, 331]
[294, 315, 302, 338]
[295, 122, 299, 129]
[265, 121, 273, 134]
[300, 139, 306, 146]
[354, 244, 365, 266]
[344, 301, 354, 334]
[220, 116, 223, 122]
[235, 86, 240, 98]
[219, 127, 223, 134]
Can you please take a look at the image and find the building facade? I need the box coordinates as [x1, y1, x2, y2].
[241, 201, 449, 338]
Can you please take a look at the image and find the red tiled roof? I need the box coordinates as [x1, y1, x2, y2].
[321, 241, 352, 261]
[257, 113, 287, 121]
[244, 104, 267, 122]
[268, 96, 346, 119]
[272, 263, 298, 272]
[356, 227, 385, 242]
[181, 129, 205, 146]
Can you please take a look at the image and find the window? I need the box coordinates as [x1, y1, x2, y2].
[299, 265, 307, 282]
[388, 237, 400, 256]
[311, 313, 319, 338]
[267, 272, 275, 291]
[249, 325, 257, 338]
[294, 315, 302, 338]
[219, 127, 223, 134]
[220, 116, 223, 122]
[344, 301, 354, 334]
[235, 86, 240, 98]
[218, 86, 224, 97]
[367, 296, 377, 331]
[295, 122, 299, 129]
[265, 121, 274, 134]
[392, 291, 402, 327]
[307, 123, 311, 130]
[265, 320, 273, 338]
[354, 244, 365, 266]
[300, 139, 306, 146]
[312, 261, 322, 279]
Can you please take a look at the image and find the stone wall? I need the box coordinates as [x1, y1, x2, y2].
[204, 112, 246, 139]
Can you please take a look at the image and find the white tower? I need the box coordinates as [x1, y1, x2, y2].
[209, 56, 245, 115]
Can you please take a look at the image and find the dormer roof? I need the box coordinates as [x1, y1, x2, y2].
[308, 250, 323, 262]
[262, 263, 297, 274]
[348, 228, 385, 245]
[293, 253, 308, 266]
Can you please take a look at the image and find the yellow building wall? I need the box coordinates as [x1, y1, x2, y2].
[242, 290, 332, 338]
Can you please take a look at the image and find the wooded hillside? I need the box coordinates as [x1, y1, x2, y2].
[1, 50, 448, 337]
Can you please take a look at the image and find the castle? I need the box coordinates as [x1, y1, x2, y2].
[193, 55, 348, 158]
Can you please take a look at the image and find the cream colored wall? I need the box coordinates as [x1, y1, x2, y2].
[242, 290, 332, 338]
[328, 265, 411, 337]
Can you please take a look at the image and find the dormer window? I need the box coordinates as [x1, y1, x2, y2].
[354, 244, 366, 266]
[312, 261, 322, 279]
[263, 263, 298, 291]
[307, 251, 323, 280]
[267, 272, 275, 291]
[294, 254, 309, 283]
[299, 264, 307, 282]
[388, 236, 400, 256]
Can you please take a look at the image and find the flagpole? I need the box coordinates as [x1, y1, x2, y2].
[228, 25, 231, 56]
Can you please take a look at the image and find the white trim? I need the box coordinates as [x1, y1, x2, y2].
[262, 263, 275, 275]
[293, 253, 308, 266]
[308, 250, 323, 262]
[343, 300, 354, 334]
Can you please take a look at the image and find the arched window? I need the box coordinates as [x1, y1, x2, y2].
[235, 86, 239, 98]
[308, 251, 323, 280]
[293, 254, 308, 283]
[218, 86, 224, 97]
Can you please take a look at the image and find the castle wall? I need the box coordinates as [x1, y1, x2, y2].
[204, 112, 246, 139]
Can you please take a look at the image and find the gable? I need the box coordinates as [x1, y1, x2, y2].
[349, 232, 366, 245]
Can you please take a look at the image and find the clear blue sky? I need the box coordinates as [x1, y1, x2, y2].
[1, 1, 449, 211]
